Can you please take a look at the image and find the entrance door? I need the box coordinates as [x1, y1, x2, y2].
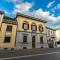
[40, 36, 43, 48]
[32, 36, 35, 48]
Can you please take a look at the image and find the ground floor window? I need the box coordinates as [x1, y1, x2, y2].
[4, 36, 11, 43]
[40, 37, 43, 44]
[23, 47, 27, 49]
[23, 35, 27, 43]
[57, 41, 60, 44]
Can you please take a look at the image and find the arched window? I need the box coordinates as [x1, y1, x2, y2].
[22, 21, 29, 30]
[31, 23, 37, 31]
[39, 24, 44, 32]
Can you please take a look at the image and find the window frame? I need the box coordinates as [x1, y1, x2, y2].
[22, 21, 29, 30]
[4, 36, 11, 43]
[6, 25, 12, 32]
[23, 35, 27, 43]
[39, 24, 44, 32]
[31, 23, 37, 31]
[40, 36, 43, 44]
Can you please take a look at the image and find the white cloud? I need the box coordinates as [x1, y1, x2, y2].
[51, 4, 60, 12]
[54, 4, 60, 9]
[51, 14, 54, 17]
[7, 0, 18, 2]
[32, 9, 50, 21]
[5, 11, 9, 14]
[13, 5, 60, 25]
[12, 2, 60, 28]
[6, 0, 23, 3]
[57, 4, 60, 9]
[4, 10, 10, 15]
[31, 9, 60, 25]
[47, 1, 55, 8]
[13, 2, 33, 14]
[51, 8, 55, 12]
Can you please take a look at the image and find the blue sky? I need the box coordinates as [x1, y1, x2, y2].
[0, 0, 60, 29]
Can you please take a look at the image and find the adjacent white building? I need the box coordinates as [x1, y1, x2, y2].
[46, 27, 56, 48]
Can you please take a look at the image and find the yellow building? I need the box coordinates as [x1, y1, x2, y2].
[0, 11, 4, 28]
[55, 29, 60, 47]
[0, 16, 17, 50]
[56, 29, 60, 42]
[16, 14, 46, 33]
[16, 13, 48, 49]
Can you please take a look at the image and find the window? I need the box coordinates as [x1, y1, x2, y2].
[23, 35, 27, 43]
[51, 31, 52, 34]
[0, 27, 1, 31]
[4, 36, 11, 43]
[22, 21, 29, 30]
[23, 47, 27, 49]
[6, 25, 12, 31]
[40, 37, 43, 44]
[48, 30, 50, 35]
[39, 24, 44, 32]
[57, 41, 60, 44]
[31, 23, 37, 31]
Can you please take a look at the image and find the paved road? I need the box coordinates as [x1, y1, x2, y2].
[0, 48, 60, 60]
[2, 52, 60, 60]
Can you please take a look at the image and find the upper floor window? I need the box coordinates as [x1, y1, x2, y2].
[31, 23, 37, 31]
[53, 31, 54, 35]
[39, 24, 44, 32]
[50, 30, 52, 35]
[22, 21, 29, 30]
[0, 27, 1, 31]
[6, 25, 12, 32]
[51, 31, 53, 35]
[48, 29, 50, 35]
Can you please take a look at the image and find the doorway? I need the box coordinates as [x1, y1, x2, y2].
[32, 36, 35, 48]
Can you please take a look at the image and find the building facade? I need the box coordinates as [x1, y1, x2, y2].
[56, 29, 60, 42]
[0, 11, 4, 28]
[15, 14, 48, 49]
[46, 27, 56, 48]
[0, 11, 57, 50]
[0, 16, 17, 50]
[56, 29, 60, 47]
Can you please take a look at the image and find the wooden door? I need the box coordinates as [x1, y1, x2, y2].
[32, 36, 35, 48]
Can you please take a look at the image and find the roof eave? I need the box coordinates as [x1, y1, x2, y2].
[16, 13, 47, 23]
